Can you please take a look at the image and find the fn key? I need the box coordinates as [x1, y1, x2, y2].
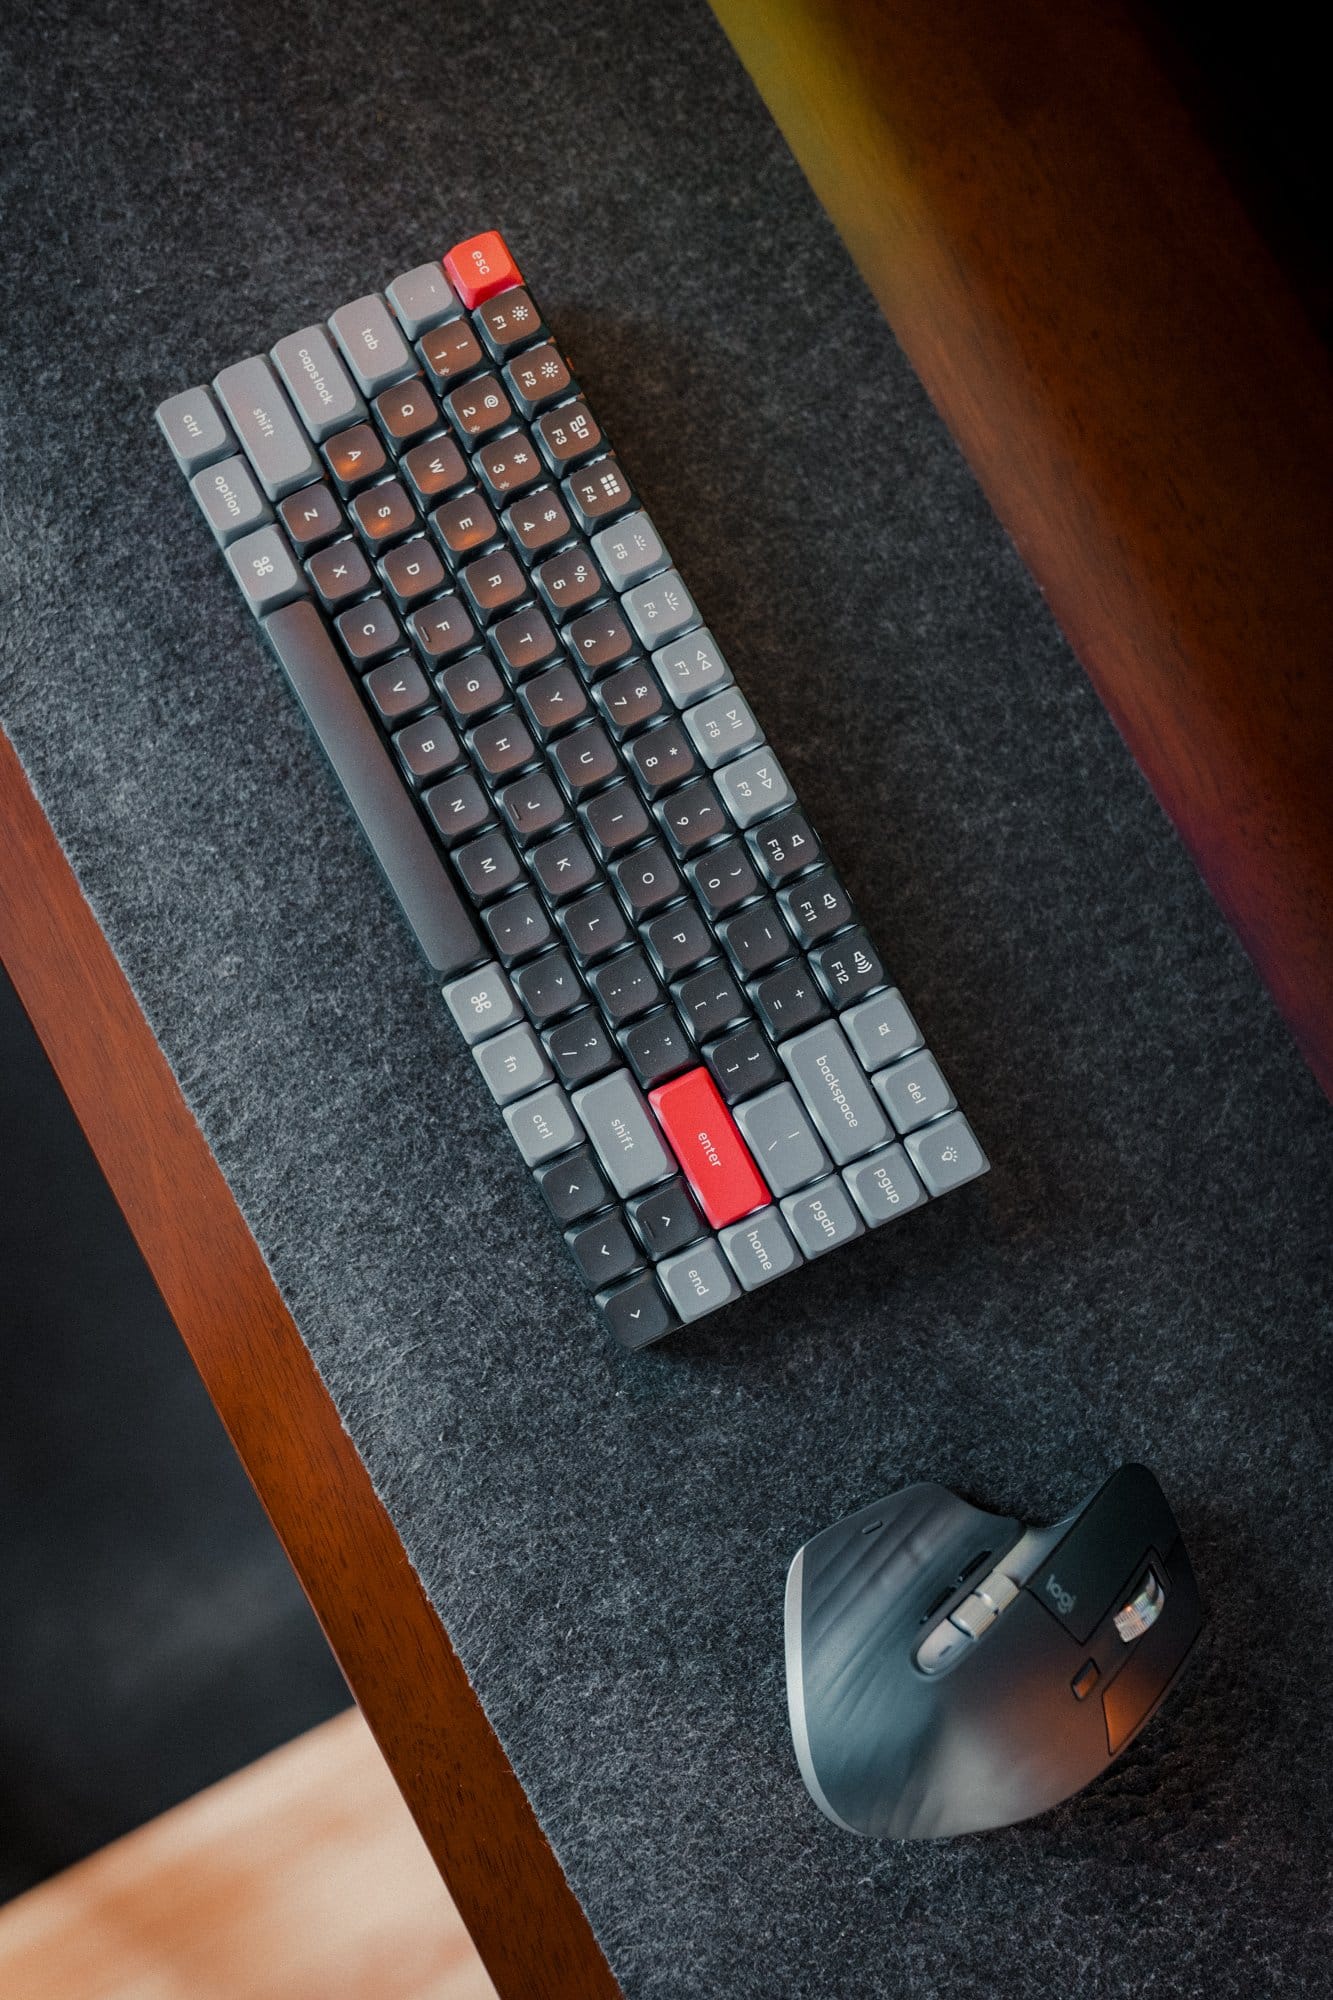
[598, 1270, 677, 1350]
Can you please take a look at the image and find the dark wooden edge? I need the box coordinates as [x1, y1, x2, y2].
[0, 726, 619, 2000]
[712, 0, 1333, 1096]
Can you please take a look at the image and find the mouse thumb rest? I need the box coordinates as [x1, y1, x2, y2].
[786, 1465, 1204, 1840]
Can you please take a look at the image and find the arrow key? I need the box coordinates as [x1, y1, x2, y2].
[597, 1270, 679, 1351]
[534, 1143, 612, 1225]
[625, 1176, 707, 1259]
[565, 1209, 644, 1290]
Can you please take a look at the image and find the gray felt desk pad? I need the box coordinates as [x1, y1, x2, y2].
[3, 2, 1331, 1993]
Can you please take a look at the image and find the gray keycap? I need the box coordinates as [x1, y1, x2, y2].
[504, 1083, 582, 1166]
[781, 1020, 890, 1166]
[622, 569, 699, 648]
[657, 1238, 741, 1322]
[271, 326, 366, 443]
[213, 356, 320, 500]
[733, 1083, 829, 1196]
[442, 964, 522, 1044]
[716, 747, 793, 827]
[780, 1174, 865, 1259]
[652, 627, 733, 709]
[904, 1112, 989, 1195]
[590, 511, 667, 591]
[328, 294, 414, 397]
[843, 1144, 927, 1226]
[875, 1049, 956, 1134]
[842, 987, 923, 1072]
[386, 263, 461, 339]
[225, 525, 307, 615]
[572, 1070, 674, 1198]
[719, 1208, 803, 1291]
[684, 689, 762, 768]
[157, 385, 235, 474]
[473, 1023, 552, 1104]
[189, 454, 272, 545]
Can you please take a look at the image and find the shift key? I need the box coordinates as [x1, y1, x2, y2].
[213, 355, 320, 499]
[572, 1070, 674, 1198]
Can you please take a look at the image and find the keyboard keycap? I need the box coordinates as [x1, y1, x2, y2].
[685, 689, 762, 768]
[751, 960, 827, 1040]
[626, 720, 698, 800]
[335, 596, 402, 667]
[499, 770, 567, 844]
[379, 536, 447, 609]
[263, 600, 482, 977]
[843, 1144, 927, 1226]
[521, 665, 590, 741]
[704, 1022, 782, 1105]
[306, 537, 372, 611]
[271, 327, 366, 442]
[393, 712, 462, 787]
[386, 263, 461, 339]
[749, 807, 822, 885]
[610, 839, 682, 920]
[157, 385, 235, 474]
[351, 479, 417, 549]
[591, 511, 668, 592]
[657, 777, 728, 856]
[277, 481, 342, 555]
[483, 888, 554, 963]
[643, 901, 713, 980]
[504, 341, 573, 415]
[717, 747, 793, 827]
[558, 887, 631, 966]
[590, 948, 663, 1027]
[446, 372, 513, 444]
[903, 1112, 989, 1195]
[323, 422, 388, 494]
[565, 1210, 642, 1289]
[781, 1020, 891, 1166]
[453, 826, 523, 903]
[474, 1022, 553, 1104]
[422, 771, 489, 845]
[623, 569, 699, 648]
[564, 454, 636, 532]
[437, 652, 507, 725]
[652, 627, 732, 708]
[535, 1143, 612, 1225]
[442, 963, 521, 1044]
[719, 1208, 803, 1292]
[733, 1084, 830, 1196]
[503, 1082, 582, 1166]
[780, 1174, 865, 1259]
[618, 1007, 694, 1090]
[475, 429, 544, 504]
[874, 1050, 957, 1134]
[460, 549, 528, 622]
[213, 357, 321, 498]
[529, 826, 598, 902]
[364, 656, 432, 727]
[513, 945, 582, 1024]
[418, 318, 486, 392]
[596, 661, 665, 740]
[543, 1010, 619, 1089]
[329, 294, 415, 397]
[648, 1067, 769, 1228]
[226, 524, 307, 615]
[673, 965, 746, 1042]
[491, 605, 561, 681]
[656, 1239, 741, 1323]
[504, 485, 573, 560]
[373, 377, 441, 449]
[444, 230, 523, 309]
[476, 286, 545, 357]
[191, 455, 272, 545]
[572, 1069, 674, 1199]
[551, 722, 620, 800]
[809, 927, 886, 1007]
[687, 838, 760, 918]
[408, 594, 477, 664]
[626, 1178, 705, 1259]
[535, 399, 603, 471]
[581, 781, 652, 859]
[534, 543, 605, 620]
[429, 489, 499, 565]
[718, 898, 790, 978]
[598, 1270, 678, 1350]
[402, 433, 469, 506]
[469, 709, 539, 784]
[841, 988, 924, 1071]
[566, 604, 635, 679]
[779, 866, 854, 948]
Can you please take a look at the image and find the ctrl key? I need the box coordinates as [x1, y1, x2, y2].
[503, 1082, 583, 1166]
[598, 1269, 678, 1350]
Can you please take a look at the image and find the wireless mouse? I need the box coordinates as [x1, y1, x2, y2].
[785, 1463, 1203, 1839]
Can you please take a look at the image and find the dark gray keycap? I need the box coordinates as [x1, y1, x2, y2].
[842, 988, 924, 1071]
[719, 1208, 803, 1291]
[733, 1083, 829, 1196]
[843, 1143, 927, 1226]
[329, 294, 415, 397]
[780, 1174, 865, 1259]
[656, 1238, 741, 1322]
[590, 510, 667, 590]
[443, 963, 522, 1043]
[157, 385, 235, 474]
[781, 1020, 890, 1166]
[474, 1023, 553, 1104]
[904, 1112, 990, 1195]
[386, 263, 461, 338]
[189, 454, 272, 545]
[652, 627, 733, 709]
[685, 689, 762, 768]
[717, 747, 793, 827]
[226, 524, 306, 614]
[271, 326, 367, 443]
[874, 1049, 957, 1133]
[503, 1083, 582, 1165]
[622, 569, 699, 648]
[572, 1069, 674, 1198]
[263, 601, 483, 977]
[213, 356, 320, 499]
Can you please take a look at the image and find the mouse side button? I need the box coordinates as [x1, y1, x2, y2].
[1102, 1537, 1205, 1754]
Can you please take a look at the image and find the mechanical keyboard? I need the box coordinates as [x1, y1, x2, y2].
[157, 230, 988, 1348]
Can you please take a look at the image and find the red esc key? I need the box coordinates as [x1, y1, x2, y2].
[444, 231, 523, 309]
[649, 1067, 770, 1230]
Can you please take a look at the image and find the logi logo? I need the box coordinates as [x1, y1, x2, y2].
[1045, 1574, 1076, 1618]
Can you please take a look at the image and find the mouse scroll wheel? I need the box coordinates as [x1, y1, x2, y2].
[1113, 1567, 1165, 1643]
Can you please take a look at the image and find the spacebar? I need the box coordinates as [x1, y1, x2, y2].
[262, 600, 483, 977]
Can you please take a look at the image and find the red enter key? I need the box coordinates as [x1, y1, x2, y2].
[649, 1068, 770, 1229]
[444, 231, 523, 308]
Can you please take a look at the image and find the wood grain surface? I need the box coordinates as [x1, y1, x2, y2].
[0, 726, 619, 2000]
[712, 0, 1333, 1095]
[0, 1711, 496, 2000]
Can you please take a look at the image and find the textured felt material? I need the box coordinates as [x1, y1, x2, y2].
[2, 3, 1331, 1993]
